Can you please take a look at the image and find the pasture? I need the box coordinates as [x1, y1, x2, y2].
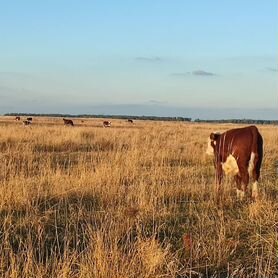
[0, 116, 277, 277]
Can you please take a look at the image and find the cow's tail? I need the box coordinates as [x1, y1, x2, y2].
[250, 126, 263, 179]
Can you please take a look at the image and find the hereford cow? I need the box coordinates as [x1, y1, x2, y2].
[27, 117, 33, 122]
[206, 125, 263, 200]
[22, 120, 31, 126]
[127, 119, 134, 123]
[103, 121, 111, 127]
[63, 118, 74, 126]
[15, 116, 21, 121]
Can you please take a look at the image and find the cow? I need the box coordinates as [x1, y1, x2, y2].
[22, 120, 31, 126]
[206, 126, 263, 200]
[127, 119, 134, 123]
[15, 116, 21, 121]
[103, 121, 111, 127]
[27, 117, 33, 122]
[63, 118, 74, 126]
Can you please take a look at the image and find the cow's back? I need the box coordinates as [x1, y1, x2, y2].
[217, 126, 262, 163]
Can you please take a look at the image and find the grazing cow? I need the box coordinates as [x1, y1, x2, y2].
[27, 117, 33, 122]
[103, 121, 111, 127]
[15, 116, 21, 121]
[127, 119, 134, 123]
[63, 118, 74, 126]
[206, 126, 263, 200]
[22, 120, 31, 126]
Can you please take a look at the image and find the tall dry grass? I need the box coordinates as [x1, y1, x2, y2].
[0, 117, 277, 277]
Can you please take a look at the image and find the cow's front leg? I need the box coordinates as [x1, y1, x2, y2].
[215, 163, 224, 199]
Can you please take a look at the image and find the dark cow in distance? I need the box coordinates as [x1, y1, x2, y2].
[15, 116, 21, 121]
[27, 117, 33, 122]
[127, 119, 134, 123]
[63, 118, 74, 126]
[206, 125, 263, 200]
[103, 121, 111, 127]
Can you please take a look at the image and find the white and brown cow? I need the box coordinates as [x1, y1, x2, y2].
[103, 121, 111, 127]
[22, 120, 31, 126]
[206, 125, 263, 200]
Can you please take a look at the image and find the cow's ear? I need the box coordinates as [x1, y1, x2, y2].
[210, 132, 221, 141]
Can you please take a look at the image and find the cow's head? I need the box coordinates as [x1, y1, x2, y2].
[206, 132, 221, 155]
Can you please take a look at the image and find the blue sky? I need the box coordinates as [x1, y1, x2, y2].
[0, 1, 277, 119]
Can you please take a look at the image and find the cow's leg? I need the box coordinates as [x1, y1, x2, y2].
[216, 162, 223, 185]
[214, 163, 224, 204]
[234, 175, 244, 200]
[251, 154, 261, 200]
[239, 166, 249, 199]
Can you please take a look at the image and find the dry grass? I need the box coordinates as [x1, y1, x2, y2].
[0, 116, 277, 277]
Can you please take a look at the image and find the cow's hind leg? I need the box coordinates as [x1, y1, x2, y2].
[251, 154, 261, 200]
[234, 175, 245, 200]
[238, 164, 249, 200]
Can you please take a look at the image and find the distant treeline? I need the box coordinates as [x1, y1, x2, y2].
[4, 113, 192, 122]
[4, 113, 278, 124]
[194, 119, 278, 125]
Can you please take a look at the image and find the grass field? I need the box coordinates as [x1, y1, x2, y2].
[0, 116, 277, 278]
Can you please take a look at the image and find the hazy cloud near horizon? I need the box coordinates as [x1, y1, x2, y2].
[266, 67, 278, 72]
[171, 70, 217, 77]
[134, 56, 162, 62]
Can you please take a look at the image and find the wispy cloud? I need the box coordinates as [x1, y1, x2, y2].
[147, 100, 168, 105]
[266, 67, 278, 72]
[135, 56, 162, 62]
[192, 70, 216, 76]
[171, 70, 217, 77]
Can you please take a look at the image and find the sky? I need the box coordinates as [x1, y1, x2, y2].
[0, 1, 277, 119]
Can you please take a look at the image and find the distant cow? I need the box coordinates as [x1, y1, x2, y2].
[63, 118, 74, 126]
[103, 121, 111, 127]
[206, 126, 263, 200]
[15, 116, 21, 121]
[127, 119, 134, 123]
[22, 120, 31, 126]
[27, 117, 32, 122]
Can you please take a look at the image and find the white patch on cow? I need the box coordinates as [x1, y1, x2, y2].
[251, 181, 258, 199]
[206, 131, 221, 155]
[236, 189, 245, 200]
[222, 154, 239, 176]
[248, 152, 255, 175]
[206, 137, 214, 155]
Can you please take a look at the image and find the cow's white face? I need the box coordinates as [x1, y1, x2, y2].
[206, 137, 215, 156]
[206, 132, 221, 156]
